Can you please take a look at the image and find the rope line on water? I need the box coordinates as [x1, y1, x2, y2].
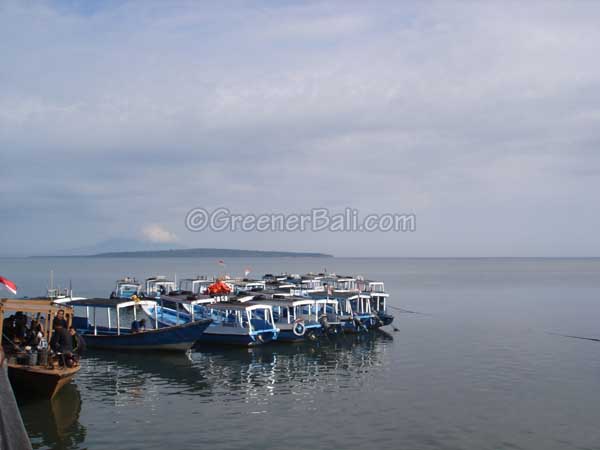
[387, 305, 432, 316]
[547, 332, 600, 343]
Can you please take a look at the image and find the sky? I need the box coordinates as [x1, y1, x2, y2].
[1, 0, 600, 257]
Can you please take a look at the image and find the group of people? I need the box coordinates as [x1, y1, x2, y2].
[49, 310, 86, 367]
[2, 309, 85, 368]
[2, 312, 46, 349]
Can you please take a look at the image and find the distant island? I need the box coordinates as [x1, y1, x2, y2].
[88, 248, 333, 258]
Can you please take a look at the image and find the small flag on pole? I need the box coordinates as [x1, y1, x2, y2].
[217, 260, 226, 267]
[0, 276, 17, 295]
[244, 267, 251, 277]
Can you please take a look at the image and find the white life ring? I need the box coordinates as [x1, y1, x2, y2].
[293, 320, 306, 336]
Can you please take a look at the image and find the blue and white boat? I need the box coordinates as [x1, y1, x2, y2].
[227, 278, 266, 294]
[110, 277, 142, 299]
[265, 296, 343, 340]
[66, 298, 212, 352]
[309, 291, 375, 333]
[248, 297, 324, 343]
[140, 294, 278, 347]
[178, 276, 215, 296]
[197, 301, 278, 346]
[140, 293, 218, 326]
[362, 280, 394, 327]
[291, 274, 326, 296]
[143, 276, 177, 299]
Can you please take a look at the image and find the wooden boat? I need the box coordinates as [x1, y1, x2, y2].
[0, 298, 80, 398]
[7, 364, 80, 399]
[65, 298, 212, 352]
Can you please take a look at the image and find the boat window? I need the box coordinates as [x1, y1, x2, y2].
[294, 304, 312, 319]
[248, 308, 271, 331]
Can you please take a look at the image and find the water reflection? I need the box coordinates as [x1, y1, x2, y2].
[18, 383, 85, 450]
[21, 332, 392, 449]
[80, 332, 392, 402]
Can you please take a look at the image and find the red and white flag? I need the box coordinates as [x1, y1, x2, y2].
[0, 276, 17, 295]
[244, 267, 251, 277]
[217, 260, 226, 267]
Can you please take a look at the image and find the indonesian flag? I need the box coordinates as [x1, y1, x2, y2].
[217, 260, 225, 267]
[244, 267, 251, 277]
[0, 276, 17, 295]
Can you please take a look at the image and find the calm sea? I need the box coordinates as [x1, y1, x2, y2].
[3, 257, 600, 450]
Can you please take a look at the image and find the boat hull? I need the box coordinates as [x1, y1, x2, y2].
[7, 364, 80, 399]
[80, 319, 212, 352]
[276, 325, 323, 343]
[195, 330, 277, 347]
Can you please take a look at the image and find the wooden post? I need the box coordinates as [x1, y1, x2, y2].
[0, 304, 4, 345]
[47, 310, 54, 342]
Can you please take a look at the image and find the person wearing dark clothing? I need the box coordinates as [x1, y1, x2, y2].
[52, 310, 68, 331]
[13, 313, 27, 341]
[2, 316, 15, 341]
[131, 318, 146, 333]
[50, 327, 72, 353]
[69, 327, 86, 357]
[26, 321, 44, 348]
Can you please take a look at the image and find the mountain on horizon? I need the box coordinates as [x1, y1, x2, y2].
[59, 238, 187, 256]
[91, 248, 333, 258]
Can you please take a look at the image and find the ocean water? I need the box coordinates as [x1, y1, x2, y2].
[4, 257, 600, 450]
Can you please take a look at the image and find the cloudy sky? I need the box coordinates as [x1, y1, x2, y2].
[1, 0, 600, 257]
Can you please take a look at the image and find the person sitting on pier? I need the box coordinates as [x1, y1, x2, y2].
[131, 318, 146, 333]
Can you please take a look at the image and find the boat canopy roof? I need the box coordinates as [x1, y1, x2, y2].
[67, 298, 156, 309]
[247, 298, 315, 308]
[0, 298, 73, 315]
[209, 302, 272, 312]
[310, 292, 369, 300]
[159, 294, 218, 306]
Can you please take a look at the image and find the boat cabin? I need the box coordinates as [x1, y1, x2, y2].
[369, 292, 389, 314]
[111, 277, 142, 299]
[145, 276, 176, 298]
[195, 301, 279, 346]
[68, 298, 159, 335]
[179, 277, 214, 295]
[333, 277, 358, 292]
[363, 280, 386, 293]
[231, 279, 266, 293]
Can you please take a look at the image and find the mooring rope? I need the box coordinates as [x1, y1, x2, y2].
[387, 305, 432, 316]
[547, 332, 600, 343]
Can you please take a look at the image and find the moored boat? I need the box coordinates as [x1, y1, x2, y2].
[249, 297, 323, 343]
[363, 280, 394, 327]
[66, 298, 212, 352]
[143, 276, 177, 299]
[0, 298, 80, 398]
[196, 301, 279, 347]
[110, 277, 142, 299]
